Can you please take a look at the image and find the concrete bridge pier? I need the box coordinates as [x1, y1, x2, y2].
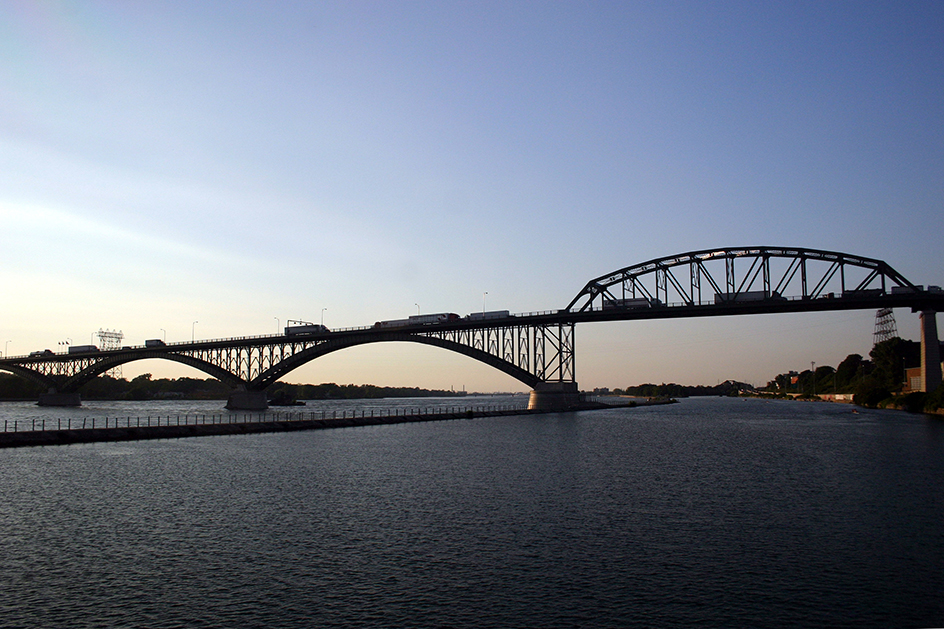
[37, 391, 82, 407]
[920, 310, 941, 393]
[226, 389, 268, 411]
[528, 381, 581, 411]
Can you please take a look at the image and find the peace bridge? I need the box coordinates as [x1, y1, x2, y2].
[2, 247, 941, 411]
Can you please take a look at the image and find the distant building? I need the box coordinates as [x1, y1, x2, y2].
[903, 362, 944, 393]
[789, 371, 799, 387]
[903, 367, 922, 393]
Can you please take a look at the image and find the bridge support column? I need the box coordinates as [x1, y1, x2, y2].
[528, 381, 581, 411]
[37, 392, 82, 407]
[226, 390, 268, 411]
[920, 310, 941, 393]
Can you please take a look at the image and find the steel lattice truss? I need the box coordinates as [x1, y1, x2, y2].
[426, 323, 574, 386]
[873, 308, 899, 345]
[565, 246, 917, 313]
[4, 322, 576, 394]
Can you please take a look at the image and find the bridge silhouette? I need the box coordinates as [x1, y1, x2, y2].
[2, 247, 941, 410]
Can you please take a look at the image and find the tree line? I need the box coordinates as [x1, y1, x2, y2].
[0, 372, 468, 402]
[608, 337, 943, 413]
[762, 337, 943, 412]
[608, 380, 752, 399]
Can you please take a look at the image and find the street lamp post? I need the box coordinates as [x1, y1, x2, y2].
[415, 303, 420, 315]
[321, 308, 327, 326]
[483, 291, 488, 314]
[275, 317, 280, 334]
[161, 329, 166, 342]
[192, 321, 198, 343]
[4, 340, 9, 357]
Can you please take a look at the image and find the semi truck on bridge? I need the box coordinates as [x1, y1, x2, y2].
[375, 311, 513, 328]
[284, 324, 330, 336]
[68, 345, 99, 354]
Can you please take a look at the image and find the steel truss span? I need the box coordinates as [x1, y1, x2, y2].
[565, 246, 922, 313]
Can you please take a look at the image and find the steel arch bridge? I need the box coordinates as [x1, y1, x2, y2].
[5, 322, 576, 410]
[1, 246, 941, 410]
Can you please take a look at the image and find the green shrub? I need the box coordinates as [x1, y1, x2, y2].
[854, 378, 891, 408]
[898, 392, 927, 413]
[924, 386, 944, 412]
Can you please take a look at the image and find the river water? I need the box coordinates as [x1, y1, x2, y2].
[1, 396, 942, 628]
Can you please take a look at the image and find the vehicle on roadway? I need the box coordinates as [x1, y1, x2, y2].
[466, 310, 512, 320]
[284, 324, 330, 336]
[68, 345, 99, 354]
[714, 291, 785, 304]
[602, 298, 660, 310]
[375, 313, 460, 328]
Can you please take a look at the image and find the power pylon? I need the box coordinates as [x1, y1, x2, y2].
[873, 308, 898, 345]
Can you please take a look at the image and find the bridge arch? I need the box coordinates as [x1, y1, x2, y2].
[69, 352, 245, 391]
[251, 331, 543, 390]
[0, 364, 59, 392]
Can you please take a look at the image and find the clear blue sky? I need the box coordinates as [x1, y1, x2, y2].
[1, 1, 941, 391]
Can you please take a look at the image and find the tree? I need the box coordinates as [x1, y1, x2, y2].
[853, 376, 891, 408]
[835, 354, 863, 391]
[869, 338, 920, 392]
[0, 374, 44, 399]
[814, 365, 836, 393]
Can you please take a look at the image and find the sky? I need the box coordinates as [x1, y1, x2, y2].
[1, 1, 942, 392]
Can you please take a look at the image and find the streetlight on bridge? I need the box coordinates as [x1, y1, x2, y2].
[321, 308, 327, 326]
[161, 329, 166, 342]
[4, 340, 9, 357]
[275, 317, 280, 334]
[192, 321, 198, 343]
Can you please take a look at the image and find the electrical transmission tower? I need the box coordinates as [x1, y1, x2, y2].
[97, 329, 124, 378]
[873, 308, 898, 345]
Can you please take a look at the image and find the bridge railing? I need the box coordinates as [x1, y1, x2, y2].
[0, 401, 531, 434]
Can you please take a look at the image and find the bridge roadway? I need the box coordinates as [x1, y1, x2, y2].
[2, 246, 942, 410]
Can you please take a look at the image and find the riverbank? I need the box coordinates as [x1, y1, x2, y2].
[745, 391, 944, 416]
